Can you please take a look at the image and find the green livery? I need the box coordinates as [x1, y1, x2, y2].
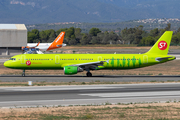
[4, 31, 176, 77]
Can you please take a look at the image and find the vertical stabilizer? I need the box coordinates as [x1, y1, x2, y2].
[145, 31, 173, 55]
[47, 32, 65, 51]
[53, 32, 65, 44]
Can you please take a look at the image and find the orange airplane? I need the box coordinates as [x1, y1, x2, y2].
[22, 32, 66, 54]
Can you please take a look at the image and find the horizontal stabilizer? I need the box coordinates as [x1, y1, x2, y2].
[156, 57, 176, 61]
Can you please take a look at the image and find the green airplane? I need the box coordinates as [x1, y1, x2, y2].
[4, 31, 175, 77]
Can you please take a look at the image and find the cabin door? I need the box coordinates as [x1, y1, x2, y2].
[143, 55, 148, 64]
[98, 56, 102, 61]
[55, 55, 60, 64]
[21, 55, 25, 64]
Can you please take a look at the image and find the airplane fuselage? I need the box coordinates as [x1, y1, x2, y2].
[4, 54, 175, 70]
[27, 43, 66, 51]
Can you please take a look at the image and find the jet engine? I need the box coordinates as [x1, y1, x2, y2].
[64, 66, 83, 75]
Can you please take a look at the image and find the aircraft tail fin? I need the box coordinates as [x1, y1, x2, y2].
[52, 32, 65, 44]
[47, 32, 65, 51]
[145, 31, 173, 55]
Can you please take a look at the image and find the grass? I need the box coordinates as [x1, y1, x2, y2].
[1, 102, 180, 119]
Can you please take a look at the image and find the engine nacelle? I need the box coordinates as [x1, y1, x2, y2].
[64, 66, 83, 75]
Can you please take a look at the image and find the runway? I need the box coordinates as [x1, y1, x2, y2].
[0, 83, 180, 107]
[0, 75, 180, 82]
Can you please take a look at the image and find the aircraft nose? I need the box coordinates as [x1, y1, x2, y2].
[4, 61, 10, 68]
[4, 61, 8, 67]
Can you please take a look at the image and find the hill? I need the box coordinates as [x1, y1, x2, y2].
[0, 0, 180, 24]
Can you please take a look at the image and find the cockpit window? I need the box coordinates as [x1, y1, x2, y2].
[9, 58, 16, 61]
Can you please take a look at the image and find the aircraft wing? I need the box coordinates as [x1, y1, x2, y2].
[67, 60, 109, 70]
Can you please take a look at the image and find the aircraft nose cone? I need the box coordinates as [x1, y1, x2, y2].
[4, 61, 8, 67]
[4, 61, 10, 68]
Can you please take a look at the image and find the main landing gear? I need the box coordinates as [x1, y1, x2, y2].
[86, 71, 92, 77]
[22, 69, 25, 77]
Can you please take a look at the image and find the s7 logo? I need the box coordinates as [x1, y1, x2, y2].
[158, 41, 167, 50]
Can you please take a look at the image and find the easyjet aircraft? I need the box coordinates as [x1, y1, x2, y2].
[22, 32, 66, 54]
[4, 31, 175, 77]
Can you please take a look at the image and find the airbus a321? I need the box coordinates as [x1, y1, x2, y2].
[4, 31, 175, 77]
[22, 32, 66, 54]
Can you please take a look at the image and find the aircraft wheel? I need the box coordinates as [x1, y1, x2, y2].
[86, 72, 92, 77]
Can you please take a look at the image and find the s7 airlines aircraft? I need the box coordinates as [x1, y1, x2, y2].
[22, 32, 66, 54]
[4, 31, 175, 77]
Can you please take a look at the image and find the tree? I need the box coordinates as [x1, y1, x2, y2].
[28, 31, 37, 43]
[89, 28, 101, 36]
[80, 34, 92, 45]
[139, 36, 154, 46]
[91, 36, 101, 44]
[165, 23, 171, 31]
[39, 30, 48, 42]
[149, 28, 159, 37]
[75, 28, 82, 43]
[108, 31, 119, 44]
[123, 34, 135, 44]
[172, 35, 179, 45]
[69, 39, 77, 45]
[47, 29, 56, 42]
[31, 29, 39, 39]
[66, 27, 75, 39]
[56, 28, 68, 35]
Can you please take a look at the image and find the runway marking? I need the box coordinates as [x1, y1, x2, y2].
[1, 86, 124, 91]
[80, 91, 180, 97]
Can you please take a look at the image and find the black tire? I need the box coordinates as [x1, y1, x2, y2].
[86, 72, 92, 77]
[22, 74, 25, 77]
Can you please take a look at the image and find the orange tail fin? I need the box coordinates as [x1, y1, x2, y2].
[53, 32, 65, 44]
[47, 32, 65, 51]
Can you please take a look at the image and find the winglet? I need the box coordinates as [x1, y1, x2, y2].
[36, 41, 40, 47]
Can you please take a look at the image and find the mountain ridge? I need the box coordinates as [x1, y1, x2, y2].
[0, 0, 180, 24]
